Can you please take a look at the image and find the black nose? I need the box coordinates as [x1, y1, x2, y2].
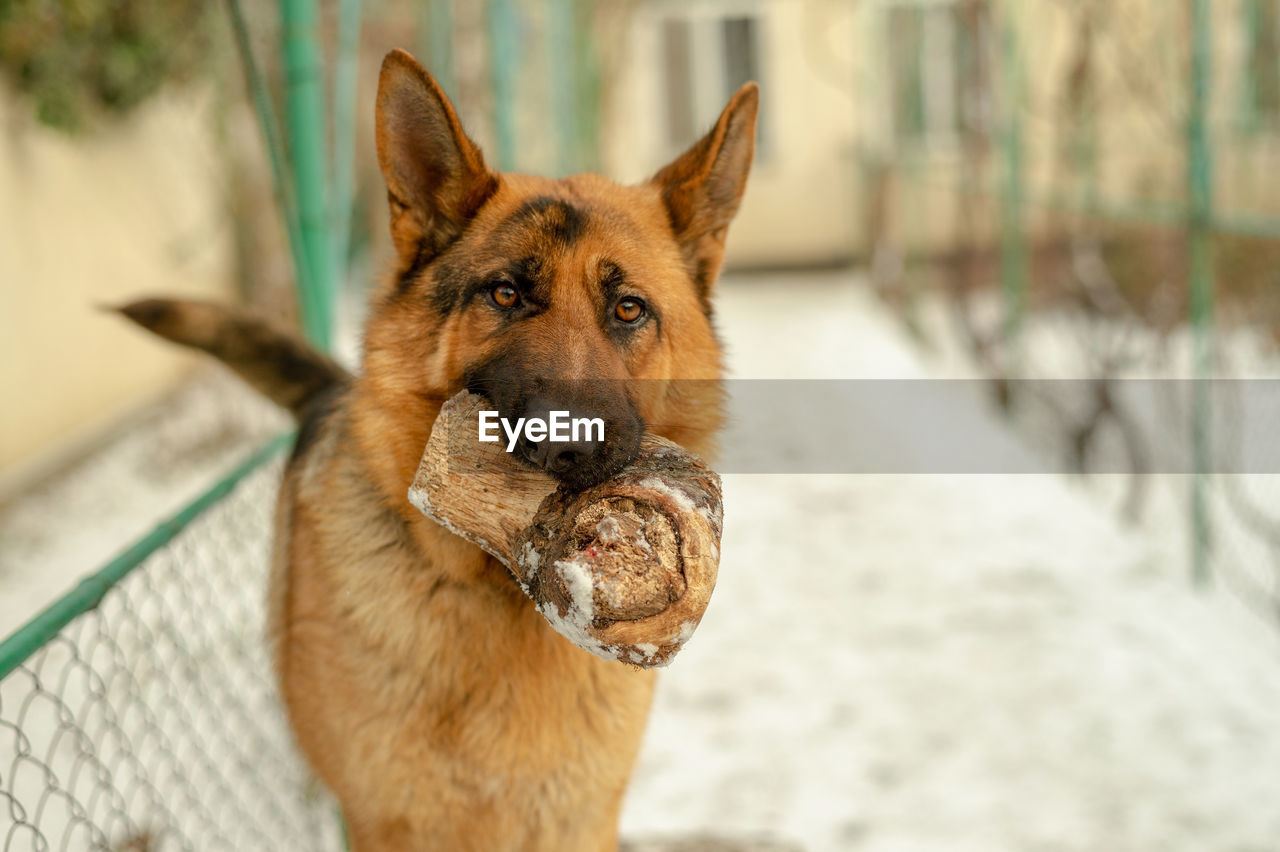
[520, 434, 600, 477]
[513, 396, 641, 490]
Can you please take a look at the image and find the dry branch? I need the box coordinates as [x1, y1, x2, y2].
[408, 391, 723, 667]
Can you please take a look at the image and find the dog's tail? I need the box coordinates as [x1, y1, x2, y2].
[117, 298, 350, 417]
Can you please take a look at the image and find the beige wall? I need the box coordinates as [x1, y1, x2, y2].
[604, 0, 862, 267]
[859, 0, 1280, 254]
[604, 0, 1280, 263]
[0, 86, 237, 492]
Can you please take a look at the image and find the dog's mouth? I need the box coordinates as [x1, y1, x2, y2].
[463, 384, 644, 491]
[525, 416, 643, 492]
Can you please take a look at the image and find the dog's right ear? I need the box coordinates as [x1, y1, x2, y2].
[376, 49, 498, 268]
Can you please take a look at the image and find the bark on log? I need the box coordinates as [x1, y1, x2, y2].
[408, 391, 723, 667]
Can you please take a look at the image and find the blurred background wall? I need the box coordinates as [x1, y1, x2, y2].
[3, 0, 1280, 588]
[0, 87, 235, 487]
[605, 0, 860, 266]
[0, 1, 294, 494]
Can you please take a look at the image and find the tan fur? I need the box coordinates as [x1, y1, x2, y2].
[125, 49, 756, 851]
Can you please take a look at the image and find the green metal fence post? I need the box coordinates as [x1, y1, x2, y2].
[1188, 0, 1215, 585]
[225, 0, 310, 316]
[488, 0, 520, 171]
[281, 0, 335, 351]
[547, 0, 579, 175]
[999, 0, 1029, 371]
[331, 0, 363, 288]
[1240, 0, 1262, 134]
[418, 0, 456, 100]
[574, 0, 602, 174]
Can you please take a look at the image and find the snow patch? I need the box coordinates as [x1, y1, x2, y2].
[533, 557, 676, 668]
[595, 516, 624, 543]
[635, 476, 720, 529]
[595, 515, 653, 555]
[518, 540, 541, 580]
[635, 477, 697, 515]
[555, 557, 597, 625]
[405, 485, 433, 519]
[535, 600, 616, 662]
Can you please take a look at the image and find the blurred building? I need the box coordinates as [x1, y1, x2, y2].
[6, 0, 1280, 488]
[604, 0, 860, 267]
[609, 0, 1280, 270]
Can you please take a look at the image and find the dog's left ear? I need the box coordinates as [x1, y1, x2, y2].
[375, 49, 498, 269]
[651, 82, 759, 307]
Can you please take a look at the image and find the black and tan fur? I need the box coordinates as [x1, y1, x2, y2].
[122, 49, 756, 850]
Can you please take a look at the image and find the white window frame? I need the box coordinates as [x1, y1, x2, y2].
[648, 0, 769, 163]
[877, 0, 976, 153]
[1240, 0, 1280, 131]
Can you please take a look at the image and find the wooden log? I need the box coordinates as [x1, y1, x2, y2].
[408, 391, 722, 667]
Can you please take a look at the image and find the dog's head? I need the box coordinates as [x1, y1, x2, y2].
[364, 49, 756, 490]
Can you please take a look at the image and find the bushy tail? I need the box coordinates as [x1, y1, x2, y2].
[118, 298, 350, 416]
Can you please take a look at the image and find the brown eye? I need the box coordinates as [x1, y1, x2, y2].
[491, 282, 519, 308]
[614, 298, 644, 323]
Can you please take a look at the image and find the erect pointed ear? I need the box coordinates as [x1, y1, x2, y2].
[651, 82, 758, 307]
[375, 49, 498, 270]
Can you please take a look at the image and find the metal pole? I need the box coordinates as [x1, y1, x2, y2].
[418, 0, 456, 100]
[547, 0, 578, 175]
[331, 0, 363, 288]
[1240, 0, 1262, 134]
[281, 0, 334, 351]
[488, 0, 519, 171]
[999, 0, 1028, 370]
[1188, 0, 1215, 585]
[225, 0, 309, 316]
[574, 0, 602, 174]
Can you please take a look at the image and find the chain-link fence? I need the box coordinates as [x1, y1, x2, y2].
[0, 434, 344, 852]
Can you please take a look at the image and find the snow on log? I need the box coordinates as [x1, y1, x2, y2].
[408, 391, 723, 667]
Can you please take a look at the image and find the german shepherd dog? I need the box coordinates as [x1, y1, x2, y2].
[122, 49, 756, 850]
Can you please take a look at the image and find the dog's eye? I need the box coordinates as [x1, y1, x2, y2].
[490, 282, 520, 309]
[614, 298, 644, 323]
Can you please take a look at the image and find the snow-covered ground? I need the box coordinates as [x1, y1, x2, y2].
[2, 269, 1279, 851]
[623, 273, 1280, 851]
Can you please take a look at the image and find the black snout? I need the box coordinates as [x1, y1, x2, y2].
[464, 349, 645, 491]
[514, 395, 643, 491]
[519, 430, 596, 477]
